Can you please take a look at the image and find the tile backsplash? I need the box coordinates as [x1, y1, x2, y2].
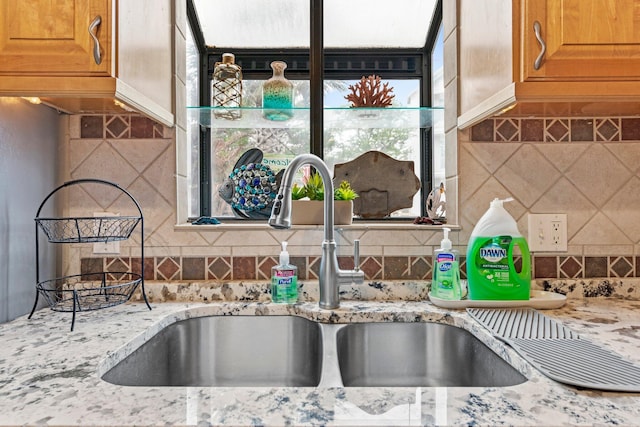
[63, 113, 640, 282]
[80, 253, 640, 281]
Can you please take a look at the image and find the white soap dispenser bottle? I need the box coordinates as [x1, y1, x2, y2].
[271, 241, 298, 303]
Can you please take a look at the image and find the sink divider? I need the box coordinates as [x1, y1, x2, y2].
[318, 323, 347, 388]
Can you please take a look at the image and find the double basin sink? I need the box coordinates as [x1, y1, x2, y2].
[102, 316, 526, 388]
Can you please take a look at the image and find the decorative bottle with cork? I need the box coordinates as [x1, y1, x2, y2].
[211, 53, 243, 120]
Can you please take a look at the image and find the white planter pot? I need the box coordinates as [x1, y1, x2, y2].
[291, 200, 353, 225]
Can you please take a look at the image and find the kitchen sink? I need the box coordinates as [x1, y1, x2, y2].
[102, 315, 323, 387]
[335, 322, 527, 387]
[102, 316, 526, 388]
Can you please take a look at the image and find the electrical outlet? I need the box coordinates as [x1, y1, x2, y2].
[92, 212, 121, 255]
[527, 213, 568, 252]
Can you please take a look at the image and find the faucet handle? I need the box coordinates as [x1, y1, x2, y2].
[353, 239, 360, 271]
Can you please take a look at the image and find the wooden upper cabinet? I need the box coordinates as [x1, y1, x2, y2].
[0, 0, 173, 127]
[0, 0, 110, 75]
[458, 0, 640, 128]
[522, 0, 640, 81]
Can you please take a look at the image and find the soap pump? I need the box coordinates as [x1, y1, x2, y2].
[271, 241, 298, 303]
[431, 227, 462, 300]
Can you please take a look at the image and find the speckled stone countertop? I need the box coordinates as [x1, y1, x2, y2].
[1, 280, 639, 426]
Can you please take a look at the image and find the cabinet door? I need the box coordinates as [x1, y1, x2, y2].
[0, 0, 110, 75]
[522, 0, 640, 81]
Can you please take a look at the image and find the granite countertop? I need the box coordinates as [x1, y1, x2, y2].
[1, 281, 640, 426]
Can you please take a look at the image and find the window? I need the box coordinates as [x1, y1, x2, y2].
[186, 0, 443, 220]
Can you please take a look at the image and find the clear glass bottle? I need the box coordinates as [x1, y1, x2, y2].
[262, 60, 294, 121]
[211, 53, 243, 120]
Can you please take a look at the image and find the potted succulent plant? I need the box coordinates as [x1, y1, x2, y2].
[291, 172, 358, 225]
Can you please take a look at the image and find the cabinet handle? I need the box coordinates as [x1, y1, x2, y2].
[533, 21, 546, 70]
[88, 15, 102, 65]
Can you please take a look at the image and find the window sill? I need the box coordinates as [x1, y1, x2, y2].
[174, 221, 459, 232]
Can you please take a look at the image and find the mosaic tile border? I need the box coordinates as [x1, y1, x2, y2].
[471, 117, 640, 142]
[81, 255, 640, 280]
[79, 115, 165, 139]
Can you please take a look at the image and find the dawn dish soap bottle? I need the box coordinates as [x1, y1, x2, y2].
[431, 227, 462, 300]
[271, 241, 298, 303]
[466, 198, 531, 300]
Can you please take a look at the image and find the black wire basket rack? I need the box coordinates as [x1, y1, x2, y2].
[35, 216, 141, 243]
[29, 179, 152, 331]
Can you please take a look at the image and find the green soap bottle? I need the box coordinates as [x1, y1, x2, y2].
[271, 241, 298, 303]
[431, 227, 462, 300]
[466, 198, 531, 300]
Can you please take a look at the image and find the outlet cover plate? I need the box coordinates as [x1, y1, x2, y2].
[527, 213, 568, 252]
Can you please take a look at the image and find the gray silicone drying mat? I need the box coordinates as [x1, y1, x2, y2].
[467, 307, 640, 392]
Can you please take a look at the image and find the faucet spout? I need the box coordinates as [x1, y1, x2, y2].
[269, 154, 364, 309]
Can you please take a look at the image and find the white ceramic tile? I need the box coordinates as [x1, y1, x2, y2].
[571, 212, 632, 246]
[146, 215, 209, 248]
[175, 78, 187, 129]
[180, 245, 229, 257]
[109, 139, 171, 174]
[284, 244, 326, 257]
[383, 245, 430, 256]
[458, 144, 491, 201]
[143, 246, 182, 257]
[70, 144, 139, 203]
[602, 177, 640, 244]
[175, 30, 186, 84]
[583, 245, 634, 256]
[230, 245, 284, 257]
[215, 230, 280, 246]
[464, 142, 519, 174]
[442, 0, 457, 39]
[530, 177, 597, 241]
[444, 127, 458, 176]
[139, 146, 176, 204]
[538, 143, 589, 173]
[336, 229, 366, 243]
[411, 229, 440, 246]
[445, 175, 459, 225]
[444, 76, 458, 133]
[443, 30, 457, 87]
[114, 178, 174, 238]
[175, 127, 188, 178]
[494, 144, 561, 208]
[565, 144, 632, 208]
[607, 143, 640, 175]
[174, 175, 189, 224]
[283, 229, 325, 246]
[68, 140, 104, 173]
[358, 230, 421, 246]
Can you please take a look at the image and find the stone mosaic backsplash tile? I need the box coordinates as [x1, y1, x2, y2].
[80, 115, 165, 139]
[81, 255, 640, 280]
[82, 255, 430, 281]
[461, 115, 640, 284]
[471, 117, 640, 142]
[66, 113, 640, 286]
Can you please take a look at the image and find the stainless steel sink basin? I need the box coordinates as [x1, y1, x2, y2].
[102, 316, 323, 387]
[335, 322, 527, 387]
[102, 315, 526, 388]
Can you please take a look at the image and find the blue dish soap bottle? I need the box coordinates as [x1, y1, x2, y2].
[271, 241, 298, 303]
[431, 227, 462, 300]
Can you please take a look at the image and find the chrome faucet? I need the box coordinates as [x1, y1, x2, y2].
[268, 154, 364, 309]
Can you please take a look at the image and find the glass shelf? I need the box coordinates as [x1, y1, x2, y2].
[187, 106, 444, 129]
